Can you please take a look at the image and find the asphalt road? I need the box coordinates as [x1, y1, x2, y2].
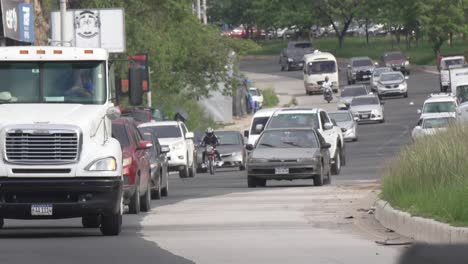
[0, 57, 439, 264]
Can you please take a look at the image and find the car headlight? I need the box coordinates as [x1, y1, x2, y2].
[172, 141, 184, 151]
[87, 157, 117, 171]
[122, 157, 132, 167]
[288, 58, 293, 62]
[405, 61, 409, 66]
[150, 163, 157, 169]
[249, 158, 268, 163]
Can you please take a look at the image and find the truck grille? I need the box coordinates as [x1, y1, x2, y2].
[6, 131, 79, 164]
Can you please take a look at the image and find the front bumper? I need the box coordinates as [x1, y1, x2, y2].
[248, 162, 318, 180]
[288, 61, 304, 68]
[354, 112, 383, 122]
[354, 71, 372, 82]
[0, 177, 122, 219]
[219, 153, 243, 167]
[378, 87, 407, 96]
[343, 127, 357, 141]
[167, 149, 187, 169]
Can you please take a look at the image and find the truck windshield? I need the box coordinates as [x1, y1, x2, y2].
[456, 85, 468, 103]
[307, 61, 336, 74]
[0, 61, 106, 104]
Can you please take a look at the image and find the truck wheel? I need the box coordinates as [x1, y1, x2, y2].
[100, 211, 122, 236]
[161, 174, 169, 197]
[331, 148, 342, 175]
[314, 164, 324, 186]
[151, 173, 161, 200]
[247, 176, 257, 188]
[82, 215, 101, 228]
[140, 178, 151, 212]
[128, 182, 141, 214]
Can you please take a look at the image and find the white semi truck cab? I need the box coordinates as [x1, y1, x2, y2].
[0, 46, 131, 236]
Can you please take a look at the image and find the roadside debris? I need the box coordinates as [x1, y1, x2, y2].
[375, 239, 413, 246]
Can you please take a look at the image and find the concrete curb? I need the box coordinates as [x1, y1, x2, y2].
[375, 200, 468, 243]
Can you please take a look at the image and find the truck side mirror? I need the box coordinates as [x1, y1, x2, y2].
[129, 67, 144, 106]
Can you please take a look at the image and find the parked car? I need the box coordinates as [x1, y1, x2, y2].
[246, 128, 332, 187]
[371, 67, 393, 92]
[418, 94, 459, 119]
[280, 41, 314, 71]
[249, 87, 264, 109]
[265, 108, 345, 175]
[112, 117, 152, 214]
[329, 111, 358, 142]
[347, 57, 376, 84]
[337, 85, 369, 110]
[244, 108, 279, 146]
[138, 124, 171, 199]
[196, 130, 247, 172]
[145, 121, 196, 178]
[411, 113, 455, 141]
[350, 95, 385, 123]
[380, 51, 411, 75]
[376, 71, 409, 99]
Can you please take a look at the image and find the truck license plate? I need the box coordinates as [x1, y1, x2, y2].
[31, 204, 53, 216]
[275, 167, 289, 174]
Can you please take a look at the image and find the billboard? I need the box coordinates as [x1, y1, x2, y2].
[50, 8, 125, 53]
[1, 0, 35, 43]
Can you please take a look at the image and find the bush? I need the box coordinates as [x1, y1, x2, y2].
[381, 124, 468, 226]
[262, 87, 279, 108]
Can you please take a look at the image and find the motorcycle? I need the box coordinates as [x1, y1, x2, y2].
[323, 86, 333, 103]
[205, 145, 217, 175]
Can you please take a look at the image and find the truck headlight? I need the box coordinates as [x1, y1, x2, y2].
[87, 157, 117, 171]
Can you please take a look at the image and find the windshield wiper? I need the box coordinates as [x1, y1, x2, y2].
[283, 142, 303, 147]
[259, 143, 275, 148]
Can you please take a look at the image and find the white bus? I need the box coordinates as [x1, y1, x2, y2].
[303, 51, 339, 95]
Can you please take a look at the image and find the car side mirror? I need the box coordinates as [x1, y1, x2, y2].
[161, 145, 170, 154]
[414, 125, 422, 130]
[324, 122, 333, 130]
[255, 124, 264, 132]
[321, 143, 331, 149]
[185, 132, 194, 139]
[138, 140, 153, 150]
[341, 128, 347, 133]
[246, 144, 254, 151]
[405, 76, 409, 80]
[244, 130, 250, 138]
[417, 109, 422, 114]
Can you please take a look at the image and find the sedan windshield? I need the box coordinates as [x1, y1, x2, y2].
[308, 61, 336, 74]
[384, 53, 405, 61]
[373, 68, 391, 77]
[380, 73, 404, 82]
[341, 87, 367, 97]
[423, 102, 456, 113]
[140, 125, 182, 138]
[216, 132, 241, 145]
[268, 113, 319, 129]
[257, 130, 319, 149]
[329, 112, 352, 122]
[0, 62, 106, 104]
[352, 59, 372, 67]
[422, 118, 454, 129]
[351, 97, 379, 106]
[294, 43, 312, 49]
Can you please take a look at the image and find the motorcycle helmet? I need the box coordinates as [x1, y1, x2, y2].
[206, 127, 214, 137]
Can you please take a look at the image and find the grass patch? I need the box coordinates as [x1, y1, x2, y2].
[248, 36, 468, 65]
[262, 87, 279, 108]
[381, 124, 468, 226]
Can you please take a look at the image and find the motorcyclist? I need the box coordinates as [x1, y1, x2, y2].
[201, 127, 222, 165]
[322, 76, 333, 101]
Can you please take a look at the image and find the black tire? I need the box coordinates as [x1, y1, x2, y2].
[82, 215, 101, 228]
[314, 163, 324, 186]
[404, 92, 408, 98]
[179, 165, 188, 178]
[100, 210, 122, 236]
[340, 144, 346, 166]
[281, 65, 285, 71]
[151, 173, 161, 200]
[188, 157, 196, 178]
[324, 164, 332, 185]
[257, 178, 267, 187]
[285, 63, 290, 72]
[128, 181, 140, 214]
[209, 159, 214, 175]
[161, 174, 169, 197]
[331, 148, 342, 175]
[0, 218, 4, 228]
[239, 164, 246, 171]
[333, 89, 338, 93]
[140, 178, 151, 212]
[247, 176, 257, 188]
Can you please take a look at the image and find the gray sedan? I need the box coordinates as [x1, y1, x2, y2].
[246, 128, 331, 187]
[329, 111, 358, 142]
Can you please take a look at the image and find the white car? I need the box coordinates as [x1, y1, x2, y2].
[376, 71, 408, 99]
[418, 94, 459, 120]
[350, 95, 385, 123]
[264, 108, 345, 175]
[244, 108, 278, 146]
[412, 113, 455, 140]
[249, 87, 264, 109]
[140, 121, 196, 178]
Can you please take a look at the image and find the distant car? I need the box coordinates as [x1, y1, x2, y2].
[138, 124, 171, 199]
[112, 117, 152, 214]
[146, 121, 197, 178]
[376, 71, 409, 99]
[350, 95, 385, 123]
[337, 85, 369, 109]
[418, 94, 459, 119]
[329, 111, 358, 142]
[246, 128, 332, 187]
[411, 114, 455, 140]
[279, 41, 314, 71]
[196, 131, 247, 172]
[380, 51, 410, 75]
[230, 27, 247, 39]
[347, 57, 376, 84]
[244, 108, 279, 146]
[371, 67, 393, 91]
[249, 87, 264, 109]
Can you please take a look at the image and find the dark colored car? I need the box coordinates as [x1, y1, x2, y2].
[138, 125, 170, 199]
[196, 130, 247, 172]
[380, 51, 410, 75]
[246, 128, 332, 188]
[279, 41, 314, 71]
[122, 107, 167, 125]
[112, 117, 152, 214]
[346, 57, 376, 84]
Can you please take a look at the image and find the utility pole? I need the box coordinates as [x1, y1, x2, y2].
[202, 0, 207, 25]
[60, 0, 67, 46]
[196, 0, 201, 21]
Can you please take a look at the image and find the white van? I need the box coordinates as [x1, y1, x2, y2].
[303, 51, 339, 95]
[244, 108, 279, 145]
